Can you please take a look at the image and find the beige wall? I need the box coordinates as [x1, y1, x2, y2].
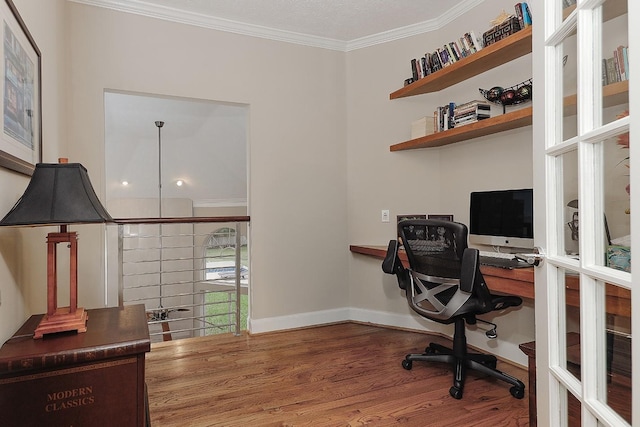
[0, 0, 67, 341]
[0, 0, 536, 365]
[65, 3, 349, 329]
[347, 0, 535, 364]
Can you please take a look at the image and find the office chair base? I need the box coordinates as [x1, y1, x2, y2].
[402, 343, 525, 400]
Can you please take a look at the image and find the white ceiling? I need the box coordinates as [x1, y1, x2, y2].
[104, 92, 248, 208]
[72, 0, 479, 51]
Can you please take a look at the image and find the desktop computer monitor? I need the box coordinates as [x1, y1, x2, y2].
[469, 188, 534, 249]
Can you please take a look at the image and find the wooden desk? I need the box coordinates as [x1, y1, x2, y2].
[350, 245, 631, 316]
[0, 304, 150, 427]
[351, 244, 632, 425]
[350, 244, 534, 298]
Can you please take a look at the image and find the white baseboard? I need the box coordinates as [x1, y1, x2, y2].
[248, 307, 447, 335]
[248, 307, 528, 367]
[248, 308, 351, 334]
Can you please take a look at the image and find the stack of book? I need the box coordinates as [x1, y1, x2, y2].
[432, 100, 491, 132]
[434, 103, 456, 132]
[514, 3, 533, 30]
[603, 45, 629, 85]
[409, 31, 484, 83]
[452, 100, 491, 127]
[411, 116, 435, 139]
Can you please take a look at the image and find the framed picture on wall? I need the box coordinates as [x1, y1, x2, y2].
[0, 0, 42, 176]
[428, 214, 454, 221]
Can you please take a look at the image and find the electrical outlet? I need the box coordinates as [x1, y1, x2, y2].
[381, 209, 390, 223]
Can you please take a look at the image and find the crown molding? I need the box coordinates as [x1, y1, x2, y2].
[69, 0, 485, 52]
[69, 0, 348, 51]
[346, 0, 484, 51]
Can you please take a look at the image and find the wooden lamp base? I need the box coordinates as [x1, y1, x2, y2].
[34, 228, 89, 339]
[33, 307, 88, 339]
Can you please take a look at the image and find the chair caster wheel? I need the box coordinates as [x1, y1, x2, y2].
[510, 386, 525, 399]
[449, 386, 463, 399]
[402, 359, 412, 370]
[424, 346, 436, 355]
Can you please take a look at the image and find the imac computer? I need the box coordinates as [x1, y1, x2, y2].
[469, 188, 534, 250]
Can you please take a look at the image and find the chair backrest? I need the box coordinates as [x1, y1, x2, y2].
[397, 219, 490, 322]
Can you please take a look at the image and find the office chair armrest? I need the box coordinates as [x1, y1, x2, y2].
[491, 295, 523, 310]
[382, 240, 409, 290]
[460, 248, 480, 293]
[382, 240, 399, 274]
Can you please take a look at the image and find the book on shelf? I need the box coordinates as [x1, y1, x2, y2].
[456, 40, 467, 58]
[453, 100, 491, 127]
[454, 111, 490, 122]
[514, 3, 524, 29]
[434, 105, 451, 132]
[462, 33, 475, 53]
[606, 57, 618, 84]
[402, 28, 487, 85]
[522, 3, 533, 27]
[447, 42, 460, 62]
[613, 50, 622, 81]
[439, 47, 452, 67]
[448, 102, 456, 127]
[602, 45, 629, 85]
[421, 56, 431, 77]
[616, 45, 626, 81]
[459, 36, 472, 56]
[453, 117, 489, 127]
[410, 58, 419, 81]
[454, 100, 490, 113]
[431, 100, 492, 132]
[455, 107, 490, 118]
[411, 116, 435, 139]
[468, 30, 483, 51]
[431, 50, 443, 71]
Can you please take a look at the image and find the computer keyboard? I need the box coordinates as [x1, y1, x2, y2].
[478, 250, 516, 260]
[478, 251, 529, 269]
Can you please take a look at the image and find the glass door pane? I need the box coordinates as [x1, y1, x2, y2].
[600, 0, 628, 127]
[562, 149, 579, 255]
[564, 269, 581, 379]
[605, 284, 632, 423]
[563, 36, 578, 140]
[603, 126, 631, 271]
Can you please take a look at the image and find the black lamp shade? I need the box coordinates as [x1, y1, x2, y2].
[0, 163, 112, 226]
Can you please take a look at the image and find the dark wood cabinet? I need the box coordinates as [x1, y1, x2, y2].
[0, 304, 150, 427]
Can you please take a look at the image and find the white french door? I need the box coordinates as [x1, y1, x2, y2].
[533, 0, 636, 425]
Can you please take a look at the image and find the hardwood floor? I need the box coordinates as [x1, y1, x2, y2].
[145, 323, 529, 426]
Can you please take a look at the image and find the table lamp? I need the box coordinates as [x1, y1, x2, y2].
[0, 159, 112, 338]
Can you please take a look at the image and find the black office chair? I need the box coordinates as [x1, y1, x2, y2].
[382, 219, 525, 399]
